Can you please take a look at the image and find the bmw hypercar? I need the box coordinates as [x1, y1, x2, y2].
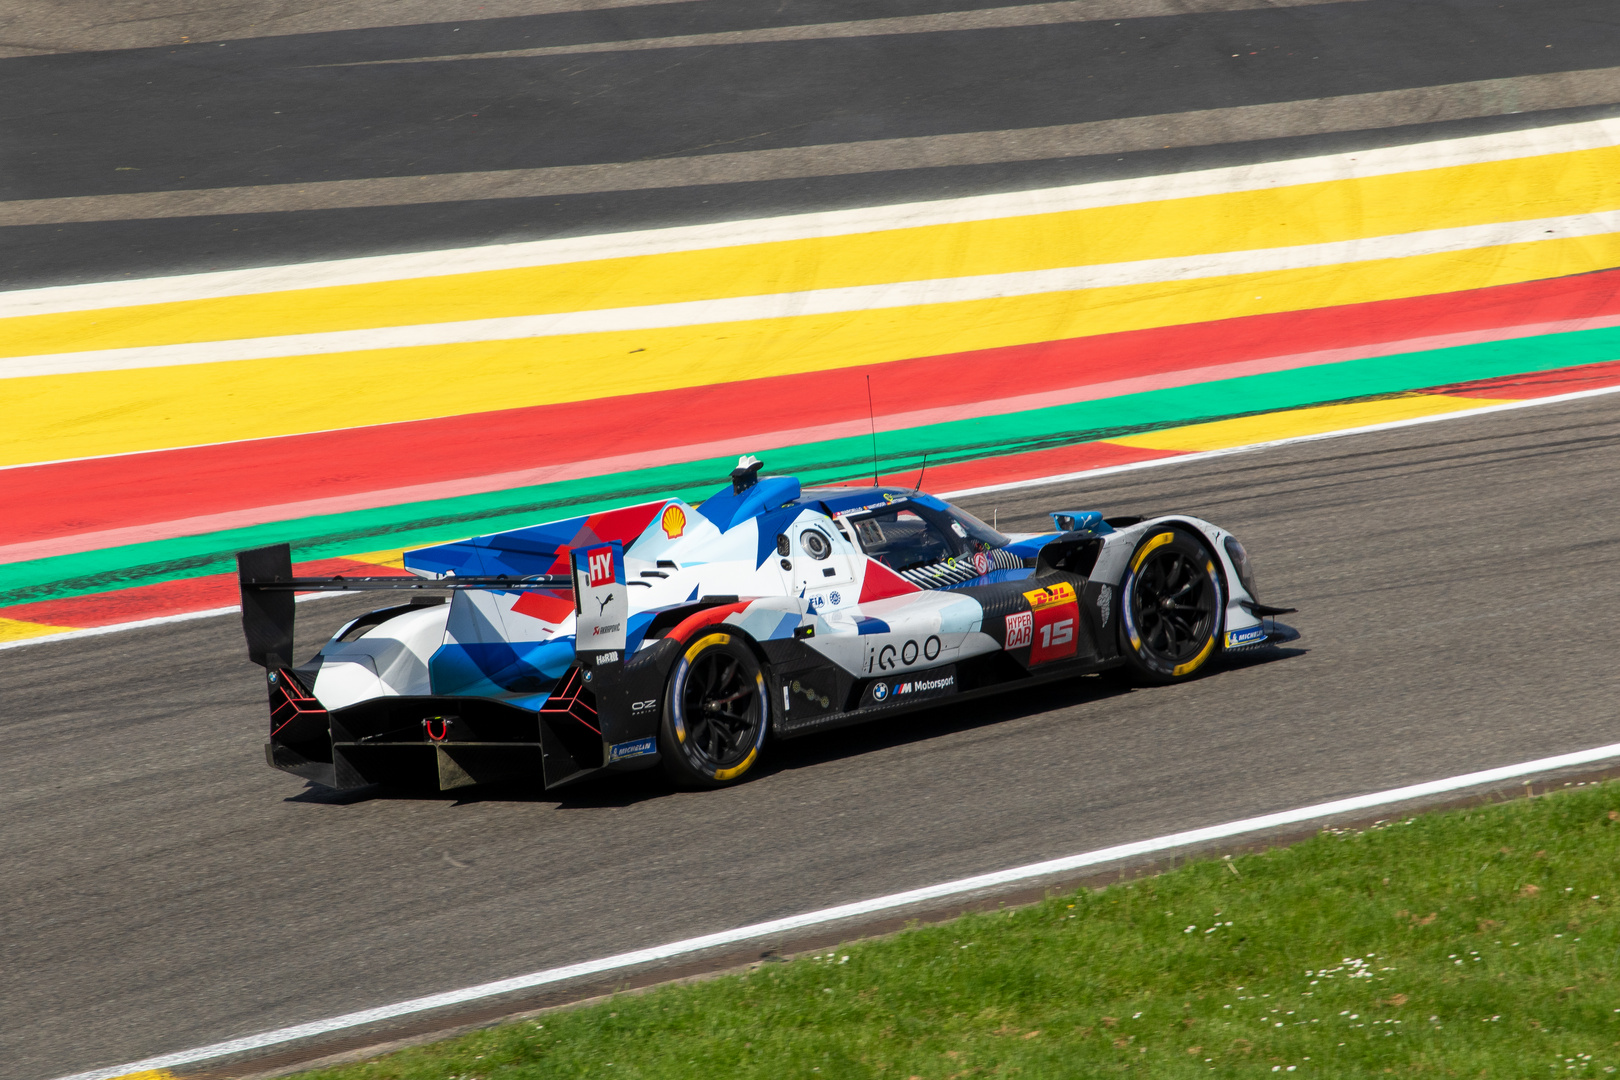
[237, 457, 1294, 792]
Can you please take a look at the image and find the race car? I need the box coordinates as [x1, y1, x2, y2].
[236, 457, 1294, 793]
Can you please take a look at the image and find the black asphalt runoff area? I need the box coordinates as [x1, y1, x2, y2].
[3, 0, 1619, 286]
[6, 395, 1620, 1079]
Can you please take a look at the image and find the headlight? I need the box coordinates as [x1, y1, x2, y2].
[1224, 536, 1259, 599]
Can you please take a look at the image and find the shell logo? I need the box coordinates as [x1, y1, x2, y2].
[661, 504, 686, 539]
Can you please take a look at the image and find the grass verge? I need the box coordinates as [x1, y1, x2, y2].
[296, 781, 1620, 1079]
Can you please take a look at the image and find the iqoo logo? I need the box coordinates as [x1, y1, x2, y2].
[865, 635, 942, 672]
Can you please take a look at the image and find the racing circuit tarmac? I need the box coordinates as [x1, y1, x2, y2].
[6, 393, 1620, 1078]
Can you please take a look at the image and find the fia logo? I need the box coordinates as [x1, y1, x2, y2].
[586, 547, 614, 588]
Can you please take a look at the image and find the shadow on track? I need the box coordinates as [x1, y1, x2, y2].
[285, 645, 1305, 807]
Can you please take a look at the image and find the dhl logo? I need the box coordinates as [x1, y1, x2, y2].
[1022, 581, 1077, 610]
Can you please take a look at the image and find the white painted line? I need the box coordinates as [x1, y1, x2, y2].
[9, 209, 1620, 378]
[0, 591, 348, 652]
[54, 738, 1620, 1080]
[938, 382, 1620, 500]
[7, 380, 1619, 652]
[3, 116, 1616, 319]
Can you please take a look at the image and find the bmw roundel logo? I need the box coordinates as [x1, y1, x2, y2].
[872, 682, 890, 701]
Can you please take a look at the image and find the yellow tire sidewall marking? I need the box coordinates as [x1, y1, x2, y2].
[684, 632, 730, 662]
[1130, 531, 1177, 572]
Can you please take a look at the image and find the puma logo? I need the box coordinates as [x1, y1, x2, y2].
[596, 593, 614, 615]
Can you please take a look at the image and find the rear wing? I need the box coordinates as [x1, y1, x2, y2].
[236, 543, 572, 669]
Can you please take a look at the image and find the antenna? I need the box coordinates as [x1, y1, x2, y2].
[866, 375, 879, 486]
[913, 452, 928, 492]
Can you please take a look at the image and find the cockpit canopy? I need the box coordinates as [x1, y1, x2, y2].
[799, 487, 1010, 574]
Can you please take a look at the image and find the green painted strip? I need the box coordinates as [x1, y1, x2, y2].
[6, 324, 1618, 607]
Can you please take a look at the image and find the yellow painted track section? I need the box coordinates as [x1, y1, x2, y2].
[347, 547, 411, 569]
[0, 615, 77, 642]
[6, 233, 1617, 466]
[1112, 394, 1520, 452]
[3, 144, 1619, 357]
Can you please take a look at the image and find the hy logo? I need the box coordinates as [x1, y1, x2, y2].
[586, 547, 614, 588]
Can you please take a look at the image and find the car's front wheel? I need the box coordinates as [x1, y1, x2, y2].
[659, 632, 769, 787]
[1119, 528, 1222, 684]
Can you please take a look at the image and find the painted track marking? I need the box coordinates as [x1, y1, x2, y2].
[7, 378, 1618, 652]
[12, 209, 1620, 380]
[6, 117, 1615, 321]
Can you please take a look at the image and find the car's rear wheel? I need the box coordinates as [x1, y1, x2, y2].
[659, 632, 769, 787]
[1119, 528, 1222, 684]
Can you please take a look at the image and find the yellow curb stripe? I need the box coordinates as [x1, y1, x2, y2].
[2, 144, 1618, 359]
[343, 547, 411, 570]
[1111, 393, 1521, 452]
[4, 232, 1616, 468]
[0, 616, 80, 642]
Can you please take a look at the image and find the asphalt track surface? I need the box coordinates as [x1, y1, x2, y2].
[5, 393, 1620, 1079]
[3, 0, 1620, 287]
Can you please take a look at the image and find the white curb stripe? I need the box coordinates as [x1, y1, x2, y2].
[9, 209, 1620, 379]
[3, 116, 1616, 320]
[54, 738, 1620, 1080]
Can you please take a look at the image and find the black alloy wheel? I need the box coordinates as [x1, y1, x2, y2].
[659, 632, 769, 787]
[1120, 528, 1222, 683]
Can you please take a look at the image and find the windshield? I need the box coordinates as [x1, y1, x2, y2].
[847, 507, 955, 572]
[944, 503, 1010, 549]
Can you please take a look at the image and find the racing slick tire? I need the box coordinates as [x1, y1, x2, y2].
[659, 632, 770, 788]
[1118, 527, 1223, 685]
